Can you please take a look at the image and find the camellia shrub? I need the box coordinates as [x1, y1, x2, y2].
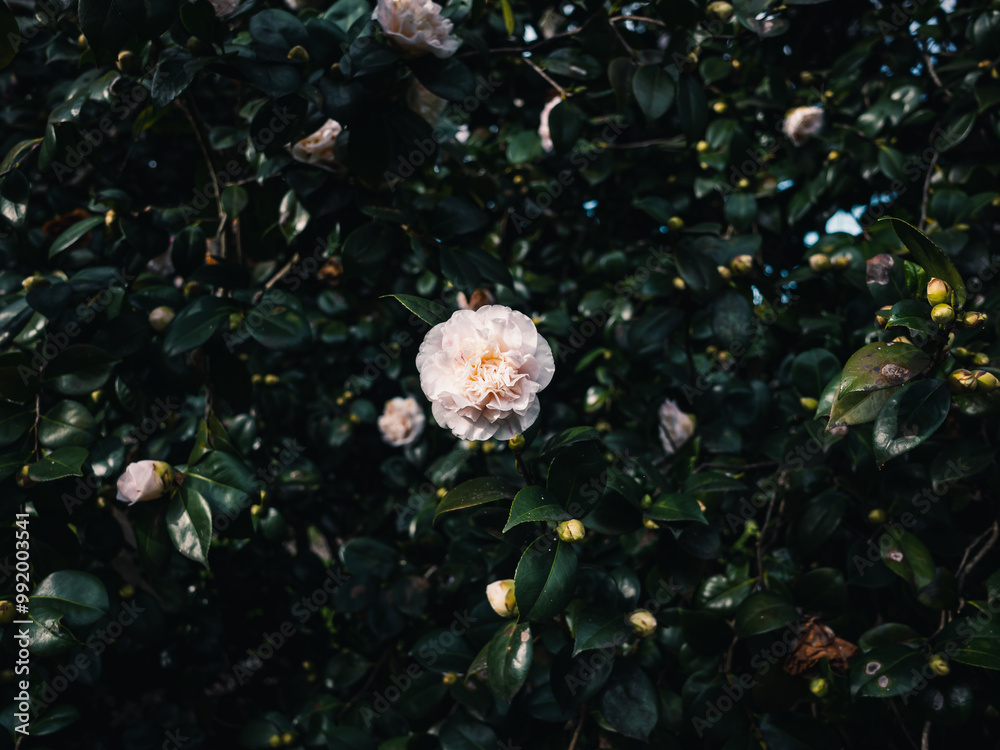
[4, 0, 1000, 747]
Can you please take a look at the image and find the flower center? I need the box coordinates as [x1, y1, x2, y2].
[456, 342, 525, 404]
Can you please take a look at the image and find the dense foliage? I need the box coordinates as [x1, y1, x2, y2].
[3, 0, 1000, 747]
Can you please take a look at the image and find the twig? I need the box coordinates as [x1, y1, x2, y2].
[177, 94, 227, 258]
[336, 649, 390, 720]
[609, 14, 667, 27]
[957, 520, 999, 591]
[607, 17, 636, 58]
[918, 140, 939, 232]
[263, 253, 301, 291]
[889, 698, 920, 750]
[456, 25, 588, 58]
[523, 57, 568, 99]
[603, 137, 685, 149]
[513, 450, 534, 486]
[33, 391, 41, 459]
[567, 703, 587, 750]
[921, 719, 931, 750]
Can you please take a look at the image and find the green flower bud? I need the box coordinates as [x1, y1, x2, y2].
[931, 303, 955, 325]
[666, 216, 684, 231]
[627, 609, 657, 638]
[556, 519, 585, 543]
[0, 601, 15, 625]
[975, 370, 999, 392]
[948, 369, 978, 393]
[287, 45, 309, 61]
[875, 305, 892, 328]
[508, 434, 526, 452]
[486, 580, 518, 618]
[730, 255, 754, 276]
[960, 311, 988, 328]
[830, 253, 852, 270]
[928, 656, 950, 676]
[21, 275, 49, 291]
[442, 672, 458, 685]
[809, 676, 829, 697]
[809, 254, 831, 272]
[973, 352, 991, 366]
[707, 1, 734, 22]
[868, 508, 887, 525]
[800, 397, 819, 411]
[926, 277, 951, 306]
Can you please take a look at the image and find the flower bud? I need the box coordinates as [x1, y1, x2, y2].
[926, 278, 951, 306]
[868, 508, 887, 525]
[0, 601, 15, 625]
[642, 518, 660, 529]
[287, 45, 309, 61]
[928, 656, 949, 676]
[975, 370, 999, 392]
[442, 672, 458, 685]
[930, 304, 954, 325]
[717, 265, 732, 281]
[666, 216, 684, 231]
[892, 336, 912, 344]
[183, 280, 204, 298]
[627, 609, 657, 638]
[118, 584, 135, 599]
[116, 461, 175, 504]
[706, 1, 734, 21]
[508, 434, 526, 452]
[672, 277, 686, 290]
[104, 209, 117, 227]
[116, 50, 140, 75]
[187, 36, 215, 56]
[875, 305, 892, 327]
[281, 733, 295, 746]
[809, 254, 831, 272]
[730, 255, 753, 276]
[828, 150, 840, 161]
[800, 397, 818, 412]
[228, 312, 243, 331]
[268, 737, 281, 749]
[948, 369, 978, 394]
[264, 374, 280, 386]
[15, 465, 34, 488]
[21, 275, 49, 291]
[556, 519, 585, 543]
[696, 140, 710, 153]
[78, 33, 88, 49]
[486, 579, 517, 618]
[952, 347, 970, 359]
[809, 677, 829, 697]
[960, 311, 988, 328]
[712, 101, 728, 113]
[149, 306, 175, 332]
[640, 494, 652, 509]
[973, 352, 991, 366]
[830, 253, 851, 270]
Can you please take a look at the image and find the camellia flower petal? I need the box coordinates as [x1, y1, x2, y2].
[486, 579, 517, 617]
[408, 80, 449, 125]
[659, 398, 695, 456]
[116, 460, 175, 505]
[538, 95, 560, 153]
[291, 119, 345, 172]
[372, 0, 461, 59]
[782, 106, 824, 146]
[416, 305, 555, 441]
[378, 396, 426, 446]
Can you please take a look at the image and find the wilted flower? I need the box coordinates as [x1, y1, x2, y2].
[486, 579, 517, 617]
[291, 119, 345, 172]
[206, 0, 239, 18]
[116, 461, 174, 505]
[416, 305, 555, 441]
[659, 398, 695, 456]
[378, 397, 426, 446]
[456, 288, 495, 311]
[783, 106, 824, 146]
[538, 95, 560, 153]
[372, 0, 461, 59]
[408, 80, 448, 125]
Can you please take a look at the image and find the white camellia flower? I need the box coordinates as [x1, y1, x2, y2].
[659, 398, 695, 456]
[538, 95, 560, 153]
[372, 0, 461, 59]
[378, 397, 426, 446]
[783, 106, 824, 146]
[116, 461, 174, 505]
[485, 579, 517, 618]
[416, 305, 555, 441]
[408, 80, 449, 125]
[291, 119, 344, 171]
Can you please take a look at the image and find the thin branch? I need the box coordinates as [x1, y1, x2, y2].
[567, 703, 587, 750]
[456, 25, 588, 58]
[608, 14, 667, 27]
[336, 649, 390, 720]
[177, 94, 227, 258]
[957, 520, 999, 591]
[607, 18, 636, 58]
[523, 57, 568, 99]
[603, 137, 685, 149]
[921, 720, 931, 750]
[918, 141, 939, 232]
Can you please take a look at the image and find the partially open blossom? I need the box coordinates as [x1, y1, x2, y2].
[783, 106, 824, 146]
[116, 461, 175, 505]
[659, 398, 695, 456]
[556, 519, 585, 543]
[538, 95, 560, 153]
[291, 119, 345, 172]
[408, 80, 448, 125]
[416, 305, 555, 441]
[486, 579, 517, 617]
[372, 0, 461, 59]
[205, 0, 239, 18]
[378, 397, 426, 446]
